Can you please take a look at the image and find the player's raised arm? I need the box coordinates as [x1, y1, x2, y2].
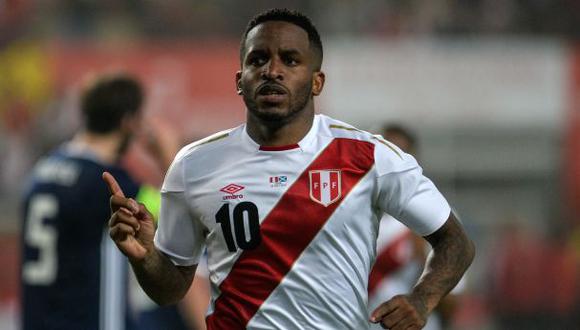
[103, 172, 197, 305]
[371, 213, 475, 329]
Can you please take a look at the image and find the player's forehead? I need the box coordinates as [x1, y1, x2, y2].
[244, 21, 310, 54]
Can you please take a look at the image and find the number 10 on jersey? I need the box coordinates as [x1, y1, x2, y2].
[215, 202, 261, 252]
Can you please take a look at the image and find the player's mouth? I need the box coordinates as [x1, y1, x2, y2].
[256, 83, 288, 103]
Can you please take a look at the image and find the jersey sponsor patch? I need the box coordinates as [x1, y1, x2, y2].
[309, 170, 341, 207]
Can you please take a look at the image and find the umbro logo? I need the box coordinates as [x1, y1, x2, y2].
[220, 184, 244, 200]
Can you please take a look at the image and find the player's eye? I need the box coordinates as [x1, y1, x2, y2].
[248, 54, 267, 67]
[283, 57, 299, 66]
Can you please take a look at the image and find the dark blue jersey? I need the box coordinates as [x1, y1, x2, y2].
[20, 145, 140, 330]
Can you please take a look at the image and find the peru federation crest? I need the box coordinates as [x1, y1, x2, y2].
[309, 170, 342, 207]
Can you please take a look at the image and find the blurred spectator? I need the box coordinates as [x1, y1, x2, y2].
[489, 223, 545, 329]
[489, 221, 578, 329]
[4, 1, 580, 40]
[19, 72, 177, 330]
[368, 124, 465, 330]
[541, 225, 578, 329]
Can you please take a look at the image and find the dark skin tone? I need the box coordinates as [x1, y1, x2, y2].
[104, 21, 475, 329]
[103, 172, 196, 305]
[236, 21, 325, 147]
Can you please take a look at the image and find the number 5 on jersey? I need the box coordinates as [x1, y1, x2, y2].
[23, 195, 58, 285]
[215, 202, 261, 252]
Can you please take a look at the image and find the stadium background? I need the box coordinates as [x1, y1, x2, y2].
[1, 1, 579, 329]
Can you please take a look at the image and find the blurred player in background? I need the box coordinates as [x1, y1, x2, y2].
[369, 124, 465, 330]
[19, 73, 178, 330]
[104, 8, 474, 330]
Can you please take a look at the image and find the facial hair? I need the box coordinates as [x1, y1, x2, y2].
[242, 79, 312, 125]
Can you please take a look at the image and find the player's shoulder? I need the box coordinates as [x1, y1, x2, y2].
[168, 125, 246, 177]
[318, 114, 374, 142]
[162, 126, 242, 192]
[174, 125, 241, 163]
[318, 115, 417, 175]
[319, 115, 405, 159]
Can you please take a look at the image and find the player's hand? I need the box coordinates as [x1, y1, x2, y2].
[103, 171, 156, 262]
[370, 294, 428, 330]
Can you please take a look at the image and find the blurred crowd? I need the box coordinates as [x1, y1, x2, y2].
[1, 0, 580, 41]
[487, 221, 580, 329]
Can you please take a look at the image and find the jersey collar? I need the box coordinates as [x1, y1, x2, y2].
[242, 114, 320, 153]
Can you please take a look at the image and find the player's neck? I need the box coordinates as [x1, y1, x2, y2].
[70, 131, 125, 165]
[246, 108, 314, 147]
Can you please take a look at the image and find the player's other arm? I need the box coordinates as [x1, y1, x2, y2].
[372, 212, 474, 329]
[104, 172, 197, 305]
[415, 213, 473, 316]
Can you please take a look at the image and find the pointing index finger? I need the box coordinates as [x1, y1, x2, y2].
[102, 171, 125, 197]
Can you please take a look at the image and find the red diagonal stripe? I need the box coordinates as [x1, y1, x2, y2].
[368, 231, 412, 296]
[206, 138, 375, 329]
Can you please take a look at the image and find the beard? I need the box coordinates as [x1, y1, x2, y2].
[242, 80, 312, 125]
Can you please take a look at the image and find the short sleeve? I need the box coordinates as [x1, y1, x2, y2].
[153, 155, 205, 266]
[375, 152, 450, 236]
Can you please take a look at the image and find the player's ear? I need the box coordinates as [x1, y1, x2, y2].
[235, 71, 243, 95]
[312, 71, 325, 96]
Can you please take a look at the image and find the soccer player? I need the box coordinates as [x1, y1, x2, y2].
[104, 8, 475, 330]
[20, 73, 173, 330]
[368, 125, 464, 330]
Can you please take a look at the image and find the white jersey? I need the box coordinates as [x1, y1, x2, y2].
[154, 114, 450, 330]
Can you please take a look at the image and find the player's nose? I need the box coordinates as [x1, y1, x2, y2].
[261, 58, 284, 80]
